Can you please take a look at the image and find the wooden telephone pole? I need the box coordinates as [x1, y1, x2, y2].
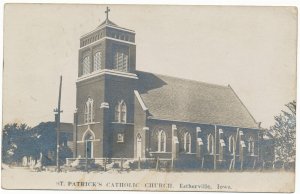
[54, 76, 63, 172]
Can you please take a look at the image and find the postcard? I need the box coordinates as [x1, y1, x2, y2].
[2, 4, 297, 192]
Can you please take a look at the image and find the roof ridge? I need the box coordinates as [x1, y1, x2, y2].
[228, 84, 258, 126]
[136, 70, 230, 89]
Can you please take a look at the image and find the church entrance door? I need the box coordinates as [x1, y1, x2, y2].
[86, 141, 92, 158]
[136, 133, 142, 159]
[84, 134, 94, 158]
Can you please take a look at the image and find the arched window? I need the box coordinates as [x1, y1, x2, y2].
[84, 98, 94, 123]
[121, 102, 127, 123]
[228, 135, 235, 154]
[136, 133, 142, 158]
[113, 49, 128, 72]
[82, 56, 90, 75]
[84, 104, 88, 123]
[248, 137, 255, 155]
[184, 132, 191, 153]
[114, 103, 120, 122]
[158, 130, 166, 152]
[114, 100, 127, 123]
[93, 52, 102, 71]
[207, 134, 214, 154]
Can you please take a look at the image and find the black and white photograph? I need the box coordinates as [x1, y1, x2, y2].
[1, 3, 297, 192]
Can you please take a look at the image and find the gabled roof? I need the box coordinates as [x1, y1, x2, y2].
[136, 71, 258, 129]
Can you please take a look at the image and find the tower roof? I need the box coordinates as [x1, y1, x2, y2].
[80, 7, 135, 43]
[96, 6, 134, 32]
[98, 18, 120, 28]
[96, 18, 134, 32]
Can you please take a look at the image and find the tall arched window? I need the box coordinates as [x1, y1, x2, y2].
[228, 135, 235, 154]
[114, 103, 120, 122]
[84, 104, 88, 123]
[114, 100, 127, 123]
[184, 132, 191, 153]
[136, 133, 142, 158]
[248, 137, 255, 155]
[93, 52, 102, 71]
[84, 98, 94, 123]
[121, 102, 127, 123]
[158, 130, 166, 152]
[113, 49, 128, 72]
[207, 134, 214, 154]
[82, 56, 90, 75]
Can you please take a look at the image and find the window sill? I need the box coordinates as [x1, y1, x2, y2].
[149, 151, 171, 154]
[77, 122, 100, 127]
[180, 152, 196, 155]
[248, 154, 258, 157]
[111, 122, 134, 125]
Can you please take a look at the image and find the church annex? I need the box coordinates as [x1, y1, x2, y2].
[71, 8, 264, 170]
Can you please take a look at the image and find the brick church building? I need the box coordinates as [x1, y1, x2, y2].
[72, 8, 264, 170]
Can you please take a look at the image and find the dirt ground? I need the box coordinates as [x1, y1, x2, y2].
[1, 166, 295, 192]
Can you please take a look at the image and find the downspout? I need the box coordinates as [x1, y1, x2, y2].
[234, 128, 240, 169]
[214, 125, 217, 170]
[73, 109, 78, 158]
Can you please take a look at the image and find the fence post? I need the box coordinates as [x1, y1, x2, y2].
[253, 158, 256, 169]
[121, 158, 123, 171]
[85, 157, 88, 173]
[156, 157, 160, 171]
[229, 158, 234, 171]
[104, 158, 107, 172]
[138, 157, 141, 170]
[240, 160, 243, 171]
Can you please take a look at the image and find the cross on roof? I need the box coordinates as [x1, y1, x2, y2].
[105, 6, 110, 20]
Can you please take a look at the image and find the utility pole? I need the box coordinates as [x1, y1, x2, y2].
[54, 76, 63, 172]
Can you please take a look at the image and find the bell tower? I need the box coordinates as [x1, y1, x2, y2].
[78, 7, 136, 76]
[74, 7, 138, 159]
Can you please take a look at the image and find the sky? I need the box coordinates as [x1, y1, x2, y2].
[3, 4, 297, 128]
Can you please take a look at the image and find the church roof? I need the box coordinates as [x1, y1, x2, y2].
[136, 71, 259, 129]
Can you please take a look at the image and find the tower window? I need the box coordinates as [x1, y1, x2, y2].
[121, 102, 127, 122]
[82, 56, 90, 75]
[84, 97, 94, 123]
[93, 52, 102, 71]
[113, 49, 128, 72]
[114, 100, 127, 123]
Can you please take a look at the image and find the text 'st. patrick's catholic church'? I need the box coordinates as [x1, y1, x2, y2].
[71, 8, 265, 170]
